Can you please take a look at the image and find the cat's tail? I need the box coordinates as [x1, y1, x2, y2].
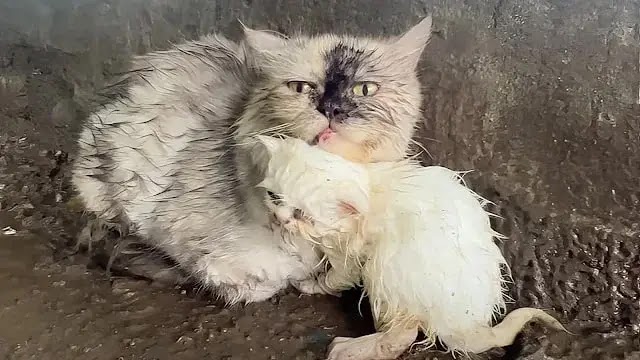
[441, 307, 569, 355]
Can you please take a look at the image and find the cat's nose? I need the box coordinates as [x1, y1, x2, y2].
[317, 101, 346, 122]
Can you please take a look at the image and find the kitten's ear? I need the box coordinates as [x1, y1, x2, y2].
[256, 179, 273, 189]
[255, 135, 280, 154]
[339, 201, 361, 216]
[241, 22, 288, 54]
[390, 16, 433, 68]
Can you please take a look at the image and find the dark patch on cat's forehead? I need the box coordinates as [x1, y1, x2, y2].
[324, 43, 371, 80]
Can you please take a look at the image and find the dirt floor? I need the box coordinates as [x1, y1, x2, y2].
[1, 3, 640, 358]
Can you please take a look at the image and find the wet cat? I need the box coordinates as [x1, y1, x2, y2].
[71, 17, 432, 304]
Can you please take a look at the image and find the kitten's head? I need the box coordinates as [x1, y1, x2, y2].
[238, 17, 432, 162]
[256, 136, 369, 237]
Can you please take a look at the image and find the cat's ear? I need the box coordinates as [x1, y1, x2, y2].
[255, 135, 280, 154]
[389, 16, 433, 68]
[241, 22, 289, 54]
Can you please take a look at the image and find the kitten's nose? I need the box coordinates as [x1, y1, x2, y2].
[274, 208, 292, 225]
[317, 101, 346, 122]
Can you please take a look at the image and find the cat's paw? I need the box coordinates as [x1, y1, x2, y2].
[75, 216, 130, 254]
[326, 333, 409, 360]
[216, 281, 282, 304]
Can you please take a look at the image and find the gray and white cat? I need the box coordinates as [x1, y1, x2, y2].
[72, 17, 432, 304]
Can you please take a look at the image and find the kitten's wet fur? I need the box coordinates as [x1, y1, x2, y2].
[72, 17, 432, 304]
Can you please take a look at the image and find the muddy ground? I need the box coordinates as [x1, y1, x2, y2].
[1, 0, 640, 359]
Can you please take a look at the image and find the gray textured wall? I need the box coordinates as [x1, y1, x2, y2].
[1, 0, 639, 357]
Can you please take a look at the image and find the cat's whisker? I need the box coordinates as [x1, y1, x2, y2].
[233, 123, 298, 147]
[245, 123, 295, 138]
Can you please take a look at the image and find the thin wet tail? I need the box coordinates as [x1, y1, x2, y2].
[448, 307, 568, 354]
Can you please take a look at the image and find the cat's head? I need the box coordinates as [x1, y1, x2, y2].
[238, 17, 432, 163]
[256, 136, 369, 237]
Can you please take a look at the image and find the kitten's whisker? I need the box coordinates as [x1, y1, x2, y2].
[409, 138, 434, 161]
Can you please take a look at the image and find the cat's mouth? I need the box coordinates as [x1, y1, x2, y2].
[312, 119, 349, 144]
[312, 126, 371, 163]
[314, 127, 335, 144]
[311, 127, 333, 145]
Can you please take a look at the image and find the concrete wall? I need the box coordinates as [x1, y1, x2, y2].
[1, 0, 639, 357]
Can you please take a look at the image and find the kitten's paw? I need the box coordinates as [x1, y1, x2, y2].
[292, 278, 332, 296]
[292, 273, 343, 297]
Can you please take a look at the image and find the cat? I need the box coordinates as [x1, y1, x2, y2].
[71, 16, 433, 304]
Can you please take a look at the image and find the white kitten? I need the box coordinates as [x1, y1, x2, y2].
[258, 136, 567, 359]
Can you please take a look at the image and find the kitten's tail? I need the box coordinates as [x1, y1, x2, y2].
[442, 308, 569, 354]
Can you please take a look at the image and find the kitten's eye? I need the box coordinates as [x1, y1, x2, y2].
[287, 81, 314, 94]
[352, 82, 379, 96]
[267, 191, 281, 202]
[293, 208, 304, 220]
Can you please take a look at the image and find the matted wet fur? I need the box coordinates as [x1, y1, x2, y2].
[71, 17, 433, 304]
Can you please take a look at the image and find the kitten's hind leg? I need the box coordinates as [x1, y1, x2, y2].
[455, 308, 568, 354]
[326, 326, 418, 360]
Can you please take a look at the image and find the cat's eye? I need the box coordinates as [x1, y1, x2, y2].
[287, 81, 314, 94]
[352, 82, 379, 96]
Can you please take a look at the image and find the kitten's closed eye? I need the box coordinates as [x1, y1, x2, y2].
[292, 208, 304, 220]
[266, 190, 305, 220]
[267, 190, 282, 202]
[287, 81, 315, 94]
